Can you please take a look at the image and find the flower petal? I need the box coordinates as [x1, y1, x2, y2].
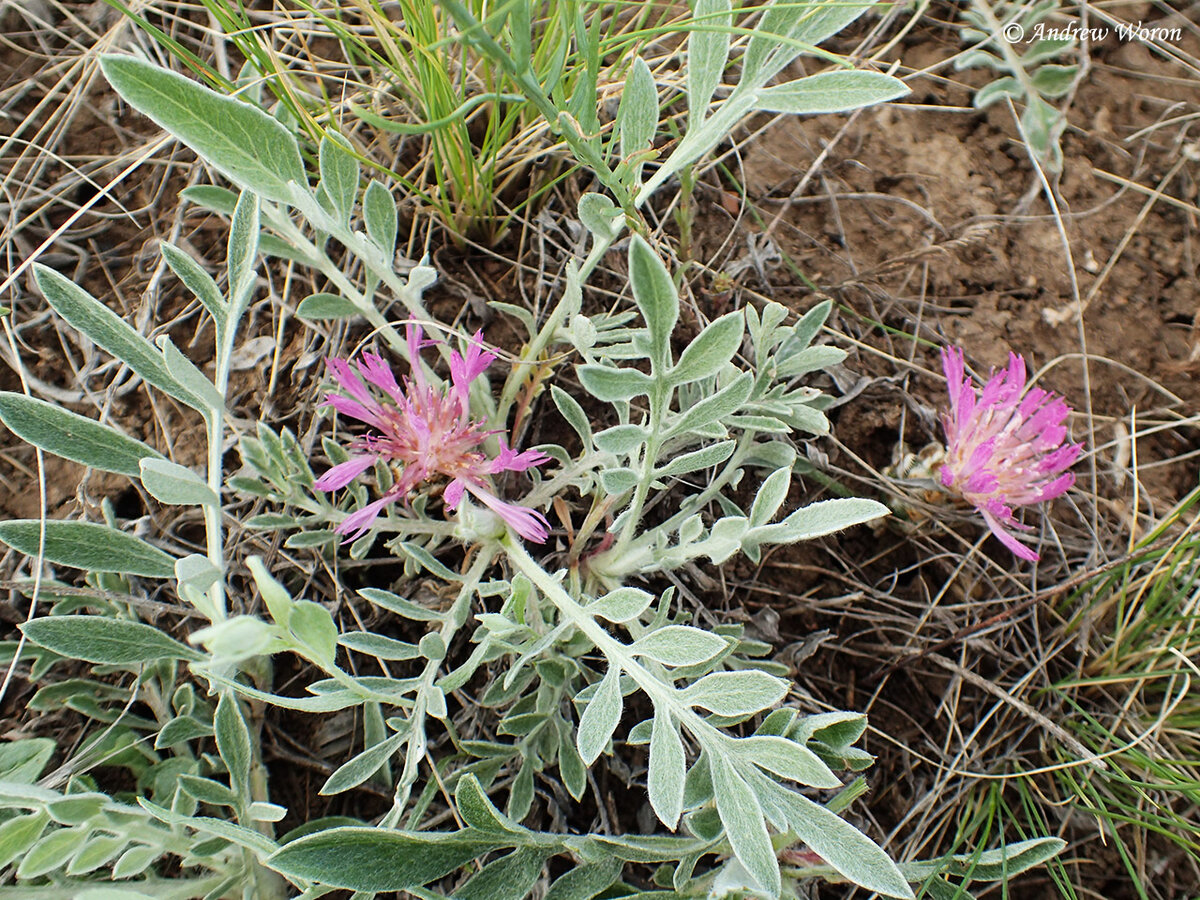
[466, 484, 550, 543]
[314, 454, 377, 491]
[335, 490, 400, 541]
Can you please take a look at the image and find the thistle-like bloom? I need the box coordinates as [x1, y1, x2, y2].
[314, 326, 551, 543]
[939, 347, 1081, 561]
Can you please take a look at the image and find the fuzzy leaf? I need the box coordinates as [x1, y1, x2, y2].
[20, 615, 203, 664]
[578, 365, 654, 401]
[0, 392, 165, 478]
[618, 57, 657, 183]
[267, 827, 496, 891]
[687, 0, 732, 118]
[101, 56, 305, 205]
[34, 265, 197, 410]
[681, 671, 788, 716]
[669, 310, 743, 385]
[754, 71, 909, 116]
[630, 625, 727, 667]
[628, 236, 679, 368]
[577, 665, 623, 765]
[587, 587, 654, 623]
[140, 458, 218, 507]
[363, 180, 398, 257]
[0, 520, 175, 577]
[648, 708, 685, 828]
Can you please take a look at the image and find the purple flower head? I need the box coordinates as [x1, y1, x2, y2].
[939, 347, 1082, 561]
[314, 325, 551, 543]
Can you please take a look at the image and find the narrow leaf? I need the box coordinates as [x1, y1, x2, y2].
[712, 757, 779, 895]
[20, 615, 203, 664]
[577, 666, 623, 765]
[648, 708, 685, 828]
[101, 56, 306, 205]
[669, 310, 743, 385]
[267, 827, 496, 891]
[0, 392, 164, 477]
[687, 0, 733, 119]
[628, 236, 679, 369]
[631, 626, 727, 667]
[34, 265, 196, 409]
[215, 691, 253, 799]
[140, 458, 218, 507]
[0, 520, 175, 577]
[754, 71, 909, 116]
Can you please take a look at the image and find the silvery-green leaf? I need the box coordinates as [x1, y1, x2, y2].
[687, 0, 732, 119]
[736, 735, 840, 788]
[17, 825, 91, 879]
[955, 48, 1005, 71]
[764, 497, 889, 543]
[180, 184, 238, 215]
[667, 372, 752, 436]
[578, 192, 624, 244]
[552, 385, 593, 446]
[711, 756, 778, 895]
[1022, 38, 1073, 66]
[0, 392, 164, 478]
[974, 75, 1022, 109]
[599, 467, 638, 495]
[0, 811, 49, 872]
[226, 190, 260, 311]
[587, 587, 654, 623]
[140, 458, 218, 507]
[543, 858, 623, 900]
[656, 440, 736, 478]
[577, 665, 623, 765]
[578, 365, 654, 401]
[618, 57, 657, 183]
[100, 56, 305, 205]
[754, 71, 909, 116]
[338, 632, 420, 660]
[359, 587, 443, 622]
[749, 467, 791, 528]
[593, 424, 647, 456]
[156, 335, 224, 412]
[631, 625, 727, 666]
[297, 292, 360, 320]
[457, 847, 551, 900]
[899, 837, 1066, 882]
[749, 770, 914, 898]
[648, 708, 685, 829]
[318, 132, 359, 224]
[215, 691, 253, 799]
[289, 600, 338, 665]
[681, 670, 788, 716]
[20, 615, 203, 664]
[669, 310, 743, 385]
[628, 236, 679, 369]
[320, 728, 408, 795]
[775, 344, 846, 379]
[66, 834, 128, 876]
[0, 738, 55, 783]
[743, 0, 876, 87]
[189, 616, 279, 662]
[363, 179, 398, 257]
[0, 520, 175, 578]
[455, 774, 527, 835]
[159, 241, 227, 329]
[1031, 64, 1077, 98]
[267, 826, 497, 891]
[34, 265, 196, 409]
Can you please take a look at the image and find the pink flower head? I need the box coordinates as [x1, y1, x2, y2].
[314, 325, 551, 543]
[939, 347, 1082, 561]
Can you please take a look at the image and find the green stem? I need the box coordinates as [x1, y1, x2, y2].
[386, 549, 493, 826]
[503, 537, 725, 750]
